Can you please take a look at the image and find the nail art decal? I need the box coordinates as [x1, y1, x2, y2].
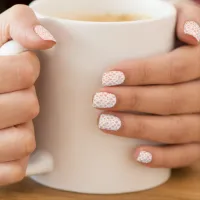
[99, 114, 121, 131]
[102, 71, 125, 87]
[184, 21, 200, 42]
[93, 92, 117, 108]
[34, 25, 56, 42]
[137, 151, 152, 164]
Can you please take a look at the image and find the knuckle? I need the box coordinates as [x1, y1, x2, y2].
[166, 116, 193, 144]
[26, 90, 40, 120]
[168, 56, 185, 83]
[133, 118, 147, 138]
[21, 130, 36, 157]
[9, 5, 35, 45]
[10, 4, 30, 18]
[129, 90, 140, 110]
[138, 60, 152, 84]
[20, 52, 40, 87]
[161, 87, 179, 115]
[167, 117, 184, 143]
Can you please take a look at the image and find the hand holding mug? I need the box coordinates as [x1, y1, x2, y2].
[0, 5, 55, 186]
[0, 0, 191, 194]
[94, 2, 200, 168]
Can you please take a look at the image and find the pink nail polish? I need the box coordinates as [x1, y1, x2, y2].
[136, 151, 152, 164]
[93, 92, 117, 109]
[34, 25, 56, 42]
[184, 21, 200, 42]
[102, 71, 125, 87]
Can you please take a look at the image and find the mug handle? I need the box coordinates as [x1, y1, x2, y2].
[0, 37, 54, 176]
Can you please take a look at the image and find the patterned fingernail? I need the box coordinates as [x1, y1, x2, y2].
[102, 71, 125, 87]
[137, 151, 152, 164]
[99, 114, 121, 131]
[93, 92, 117, 108]
[184, 21, 200, 42]
[34, 25, 56, 42]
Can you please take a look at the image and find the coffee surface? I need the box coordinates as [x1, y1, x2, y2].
[57, 13, 150, 22]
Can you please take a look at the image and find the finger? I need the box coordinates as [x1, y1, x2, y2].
[102, 45, 200, 86]
[176, 2, 200, 45]
[0, 5, 56, 49]
[98, 113, 200, 144]
[93, 81, 200, 115]
[134, 144, 200, 168]
[0, 51, 40, 93]
[0, 87, 40, 129]
[0, 157, 29, 186]
[0, 122, 35, 162]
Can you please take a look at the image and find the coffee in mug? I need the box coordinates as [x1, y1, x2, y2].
[56, 13, 151, 22]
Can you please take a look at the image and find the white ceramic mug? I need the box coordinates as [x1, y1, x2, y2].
[0, 0, 177, 194]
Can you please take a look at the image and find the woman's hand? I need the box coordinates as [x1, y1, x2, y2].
[0, 5, 55, 185]
[93, 2, 200, 168]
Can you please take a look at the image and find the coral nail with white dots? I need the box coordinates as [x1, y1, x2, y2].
[93, 92, 117, 109]
[102, 71, 125, 87]
[99, 114, 121, 131]
[34, 25, 56, 42]
[184, 21, 200, 42]
[137, 151, 152, 164]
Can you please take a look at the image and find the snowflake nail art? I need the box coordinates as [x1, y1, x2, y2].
[102, 71, 125, 87]
[137, 151, 152, 164]
[99, 114, 121, 131]
[93, 92, 117, 108]
[184, 21, 200, 42]
[34, 25, 56, 42]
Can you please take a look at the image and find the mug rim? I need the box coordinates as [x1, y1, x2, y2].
[30, 0, 177, 25]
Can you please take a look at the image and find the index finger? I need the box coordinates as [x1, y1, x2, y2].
[102, 45, 200, 86]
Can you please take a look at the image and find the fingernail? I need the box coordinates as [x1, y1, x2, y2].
[102, 71, 125, 87]
[99, 114, 121, 131]
[93, 92, 117, 108]
[184, 21, 200, 42]
[34, 25, 56, 42]
[136, 151, 153, 164]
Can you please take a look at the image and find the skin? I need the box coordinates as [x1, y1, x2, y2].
[0, 1, 199, 186]
[0, 5, 55, 186]
[96, 2, 200, 168]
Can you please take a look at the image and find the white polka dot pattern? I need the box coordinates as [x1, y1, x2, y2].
[34, 25, 56, 42]
[99, 114, 121, 131]
[93, 92, 117, 108]
[102, 71, 125, 87]
[137, 151, 152, 164]
[184, 21, 200, 42]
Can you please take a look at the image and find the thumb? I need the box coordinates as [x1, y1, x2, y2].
[176, 1, 200, 45]
[0, 5, 56, 50]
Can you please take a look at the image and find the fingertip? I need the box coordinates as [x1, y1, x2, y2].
[32, 24, 57, 50]
[176, 2, 200, 45]
[34, 25, 56, 43]
[134, 147, 153, 166]
[16, 32, 56, 50]
[17, 25, 56, 50]
[178, 30, 199, 46]
[182, 21, 200, 45]
[33, 40, 56, 50]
